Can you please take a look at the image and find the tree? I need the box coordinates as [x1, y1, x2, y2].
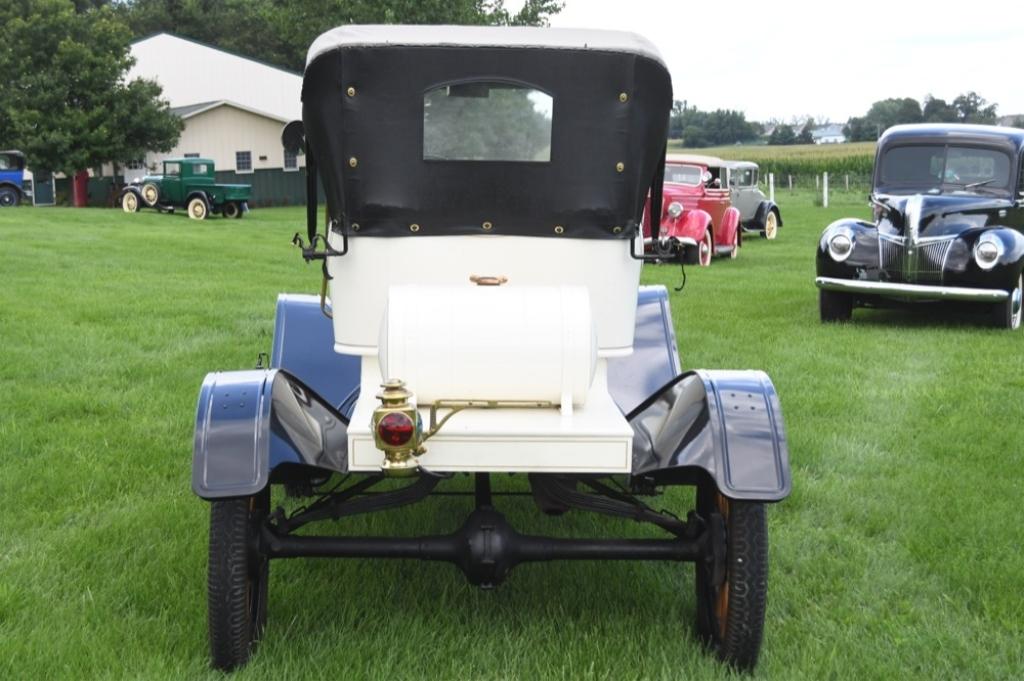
[0, 0, 181, 179]
[798, 118, 815, 144]
[670, 102, 756, 147]
[768, 124, 796, 146]
[118, 0, 564, 72]
[952, 91, 997, 124]
[1012, 116, 1024, 129]
[922, 95, 957, 123]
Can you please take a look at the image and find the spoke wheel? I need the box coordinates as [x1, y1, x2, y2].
[729, 229, 740, 259]
[188, 197, 209, 220]
[0, 187, 18, 207]
[762, 210, 778, 240]
[695, 485, 768, 672]
[992, 271, 1023, 330]
[141, 183, 160, 206]
[698, 230, 713, 267]
[208, 490, 270, 671]
[121, 192, 139, 213]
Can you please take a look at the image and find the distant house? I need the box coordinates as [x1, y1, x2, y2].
[811, 124, 846, 144]
[100, 33, 306, 206]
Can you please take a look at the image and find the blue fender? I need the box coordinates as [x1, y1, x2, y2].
[628, 370, 791, 501]
[192, 368, 350, 499]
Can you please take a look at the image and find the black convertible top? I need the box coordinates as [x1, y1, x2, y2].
[301, 26, 673, 240]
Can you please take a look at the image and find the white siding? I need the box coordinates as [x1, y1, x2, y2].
[129, 33, 302, 122]
[147, 105, 304, 172]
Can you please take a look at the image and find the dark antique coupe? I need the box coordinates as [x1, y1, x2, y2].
[192, 25, 790, 673]
[816, 124, 1024, 328]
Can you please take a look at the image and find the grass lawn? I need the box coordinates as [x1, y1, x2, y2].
[1, 193, 1022, 680]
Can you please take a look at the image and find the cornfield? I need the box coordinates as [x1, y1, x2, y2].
[667, 141, 876, 177]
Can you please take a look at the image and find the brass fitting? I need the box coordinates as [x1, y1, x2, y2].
[371, 380, 423, 476]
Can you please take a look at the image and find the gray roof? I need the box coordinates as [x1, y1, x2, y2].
[307, 25, 664, 67]
[169, 101, 221, 118]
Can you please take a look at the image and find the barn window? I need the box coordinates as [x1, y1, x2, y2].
[236, 150, 253, 173]
[284, 149, 298, 171]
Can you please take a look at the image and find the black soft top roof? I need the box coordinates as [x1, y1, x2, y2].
[302, 26, 673, 240]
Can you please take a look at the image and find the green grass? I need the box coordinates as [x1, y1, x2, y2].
[1, 196, 1022, 680]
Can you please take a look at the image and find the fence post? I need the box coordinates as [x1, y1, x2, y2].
[816, 175, 820, 190]
[845, 174, 849, 191]
[823, 172, 829, 208]
[769, 172, 774, 202]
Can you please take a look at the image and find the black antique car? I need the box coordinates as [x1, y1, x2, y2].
[816, 124, 1024, 328]
[194, 25, 790, 673]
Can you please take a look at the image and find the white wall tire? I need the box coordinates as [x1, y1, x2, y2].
[141, 183, 160, 206]
[993, 272, 1022, 330]
[188, 197, 209, 220]
[729, 229, 740, 259]
[121, 192, 139, 213]
[698, 230, 713, 267]
[762, 210, 778, 240]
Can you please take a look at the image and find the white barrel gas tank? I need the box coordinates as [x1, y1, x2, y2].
[380, 284, 596, 407]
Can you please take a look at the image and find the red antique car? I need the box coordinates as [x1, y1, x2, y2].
[643, 154, 742, 266]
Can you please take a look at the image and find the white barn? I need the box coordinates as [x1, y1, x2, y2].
[100, 33, 308, 205]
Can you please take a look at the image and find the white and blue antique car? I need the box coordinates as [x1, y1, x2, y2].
[816, 124, 1024, 328]
[192, 26, 791, 672]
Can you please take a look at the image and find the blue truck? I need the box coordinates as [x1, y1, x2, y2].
[0, 150, 29, 207]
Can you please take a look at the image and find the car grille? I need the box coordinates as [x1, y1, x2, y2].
[878, 235, 955, 283]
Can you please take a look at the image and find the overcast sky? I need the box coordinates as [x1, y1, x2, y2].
[526, 0, 1024, 123]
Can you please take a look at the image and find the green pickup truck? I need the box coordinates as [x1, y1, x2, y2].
[120, 158, 251, 219]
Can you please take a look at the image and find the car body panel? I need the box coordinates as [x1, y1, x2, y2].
[0, 150, 28, 204]
[193, 286, 787, 502]
[815, 124, 1024, 312]
[123, 157, 251, 212]
[723, 160, 783, 232]
[642, 156, 742, 257]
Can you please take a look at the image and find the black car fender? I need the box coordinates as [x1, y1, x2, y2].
[186, 190, 212, 208]
[628, 370, 791, 502]
[956, 226, 1024, 288]
[192, 368, 349, 499]
[816, 217, 878, 277]
[754, 200, 782, 228]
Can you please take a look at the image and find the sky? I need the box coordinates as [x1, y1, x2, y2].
[520, 0, 1024, 124]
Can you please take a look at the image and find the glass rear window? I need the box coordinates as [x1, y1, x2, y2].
[164, 162, 181, 176]
[423, 82, 552, 162]
[665, 164, 703, 185]
[879, 144, 1012, 193]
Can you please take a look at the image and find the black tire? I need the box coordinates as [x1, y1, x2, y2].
[222, 201, 241, 219]
[991, 271, 1022, 330]
[653, 237, 677, 262]
[0, 186, 20, 207]
[695, 485, 768, 672]
[819, 289, 853, 322]
[208, 490, 270, 671]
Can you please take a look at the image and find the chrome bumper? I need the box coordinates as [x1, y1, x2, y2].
[815, 277, 1009, 302]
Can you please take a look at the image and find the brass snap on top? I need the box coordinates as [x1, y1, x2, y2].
[615, 162, 625, 173]
[346, 86, 356, 97]
[482, 221, 493, 231]
[348, 157, 358, 168]
[352, 223, 360, 231]
[612, 225, 622, 234]
[409, 223, 420, 232]
[554, 225, 565, 235]
[619, 92, 628, 103]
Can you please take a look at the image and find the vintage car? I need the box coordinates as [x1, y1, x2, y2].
[119, 157, 251, 219]
[642, 154, 742, 265]
[0, 150, 30, 207]
[816, 124, 1024, 329]
[724, 160, 782, 239]
[192, 26, 790, 673]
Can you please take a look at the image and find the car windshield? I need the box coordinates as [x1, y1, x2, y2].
[877, 144, 1012, 195]
[665, 164, 703, 185]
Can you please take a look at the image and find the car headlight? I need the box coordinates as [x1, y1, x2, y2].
[827, 228, 854, 262]
[973, 236, 1003, 270]
[666, 201, 683, 218]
